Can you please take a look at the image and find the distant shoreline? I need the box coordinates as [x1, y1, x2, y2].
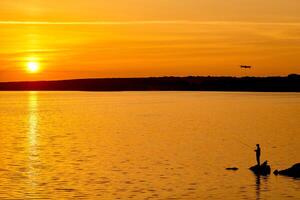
[0, 74, 300, 92]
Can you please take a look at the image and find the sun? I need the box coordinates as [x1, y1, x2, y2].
[27, 61, 40, 73]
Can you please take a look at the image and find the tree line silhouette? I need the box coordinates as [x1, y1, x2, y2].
[0, 74, 299, 92]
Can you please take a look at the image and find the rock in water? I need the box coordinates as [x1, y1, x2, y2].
[226, 167, 239, 171]
[249, 161, 271, 176]
[274, 163, 300, 178]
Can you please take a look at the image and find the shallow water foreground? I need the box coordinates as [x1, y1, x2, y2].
[0, 91, 299, 199]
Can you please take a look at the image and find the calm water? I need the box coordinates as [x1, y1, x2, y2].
[0, 92, 299, 199]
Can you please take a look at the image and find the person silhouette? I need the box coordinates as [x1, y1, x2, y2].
[255, 144, 261, 166]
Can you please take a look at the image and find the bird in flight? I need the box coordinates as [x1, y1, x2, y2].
[240, 65, 252, 69]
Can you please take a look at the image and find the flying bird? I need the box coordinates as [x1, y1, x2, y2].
[240, 65, 252, 69]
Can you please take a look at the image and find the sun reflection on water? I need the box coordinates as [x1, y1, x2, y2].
[27, 91, 39, 190]
[28, 91, 38, 148]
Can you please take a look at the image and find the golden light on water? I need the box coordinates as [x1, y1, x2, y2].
[28, 91, 38, 147]
[27, 91, 39, 188]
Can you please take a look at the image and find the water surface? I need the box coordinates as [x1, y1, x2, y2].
[0, 92, 299, 199]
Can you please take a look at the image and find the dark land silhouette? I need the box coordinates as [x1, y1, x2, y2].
[0, 74, 300, 91]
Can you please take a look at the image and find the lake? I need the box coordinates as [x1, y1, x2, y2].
[0, 91, 299, 199]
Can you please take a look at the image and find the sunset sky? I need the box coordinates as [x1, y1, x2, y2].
[1, 0, 300, 81]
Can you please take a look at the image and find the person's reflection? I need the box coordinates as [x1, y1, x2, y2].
[255, 174, 261, 200]
[255, 174, 269, 200]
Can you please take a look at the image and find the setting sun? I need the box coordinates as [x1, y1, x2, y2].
[27, 61, 40, 73]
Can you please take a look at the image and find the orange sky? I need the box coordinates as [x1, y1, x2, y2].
[0, 0, 300, 81]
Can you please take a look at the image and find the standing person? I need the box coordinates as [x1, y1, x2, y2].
[255, 144, 261, 166]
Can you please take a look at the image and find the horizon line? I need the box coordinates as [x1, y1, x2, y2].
[1, 74, 299, 83]
[1, 20, 300, 26]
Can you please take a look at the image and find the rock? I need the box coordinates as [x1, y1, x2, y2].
[226, 167, 239, 171]
[274, 163, 300, 178]
[249, 161, 271, 176]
